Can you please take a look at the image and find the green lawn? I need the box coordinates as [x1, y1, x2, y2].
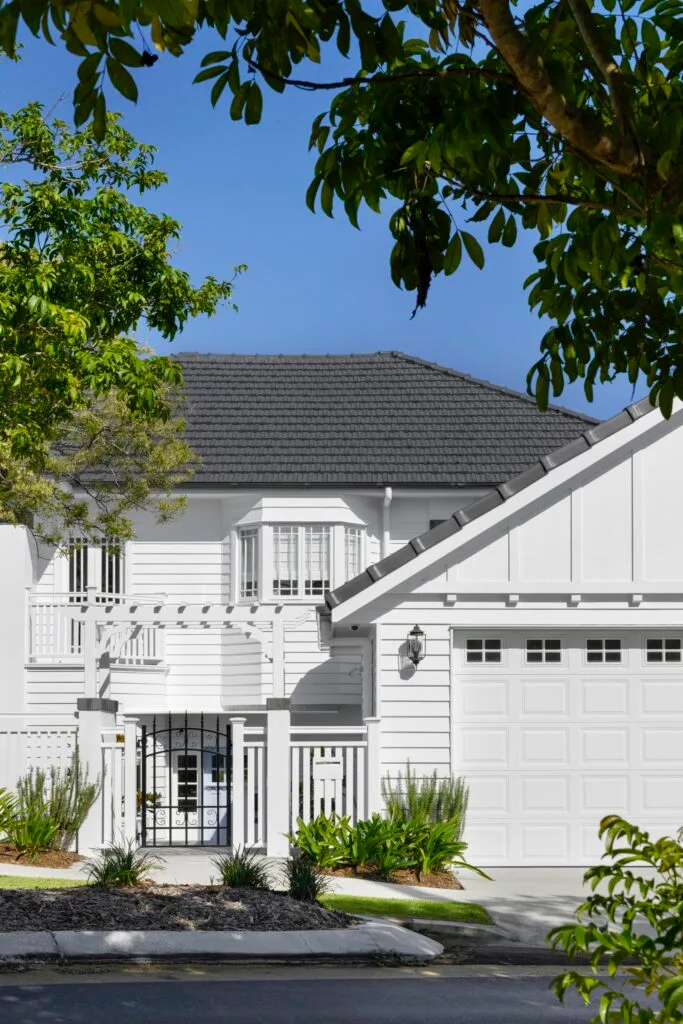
[319, 893, 492, 924]
[0, 875, 86, 890]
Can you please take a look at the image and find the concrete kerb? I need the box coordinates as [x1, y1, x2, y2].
[0, 922, 443, 963]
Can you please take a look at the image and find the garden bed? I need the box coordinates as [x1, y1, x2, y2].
[322, 865, 463, 889]
[0, 844, 82, 869]
[0, 884, 354, 932]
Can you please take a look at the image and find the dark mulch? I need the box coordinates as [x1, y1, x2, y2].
[322, 865, 463, 890]
[0, 845, 82, 869]
[0, 885, 354, 932]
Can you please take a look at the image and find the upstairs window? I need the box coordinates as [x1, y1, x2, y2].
[646, 638, 682, 663]
[586, 638, 622, 663]
[526, 638, 562, 664]
[344, 527, 363, 581]
[239, 523, 364, 601]
[239, 528, 259, 600]
[466, 639, 502, 664]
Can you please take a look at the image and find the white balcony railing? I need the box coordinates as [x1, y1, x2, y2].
[28, 595, 165, 666]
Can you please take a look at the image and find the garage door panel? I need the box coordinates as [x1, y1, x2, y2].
[520, 775, 570, 812]
[460, 728, 509, 765]
[641, 775, 683, 812]
[521, 678, 569, 715]
[642, 679, 683, 715]
[581, 775, 631, 813]
[521, 727, 569, 764]
[521, 823, 571, 861]
[581, 678, 629, 715]
[467, 775, 510, 813]
[462, 679, 508, 716]
[581, 727, 631, 764]
[464, 823, 510, 862]
[642, 728, 683, 765]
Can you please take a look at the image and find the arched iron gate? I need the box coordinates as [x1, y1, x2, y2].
[140, 713, 232, 847]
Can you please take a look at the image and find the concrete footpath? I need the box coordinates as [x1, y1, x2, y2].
[0, 922, 443, 963]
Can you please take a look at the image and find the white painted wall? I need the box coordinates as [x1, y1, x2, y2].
[19, 488, 474, 718]
[0, 527, 34, 714]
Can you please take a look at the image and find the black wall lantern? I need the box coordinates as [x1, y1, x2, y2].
[407, 625, 427, 666]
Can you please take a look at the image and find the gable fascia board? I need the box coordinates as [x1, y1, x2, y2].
[330, 403, 673, 625]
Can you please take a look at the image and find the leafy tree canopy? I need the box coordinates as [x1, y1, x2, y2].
[0, 103, 239, 542]
[2, 0, 681, 410]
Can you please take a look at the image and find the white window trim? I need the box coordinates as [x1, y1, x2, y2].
[60, 537, 126, 598]
[583, 637, 623, 667]
[643, 636, 683, 666]
[235, 523, 366, 603]
[524, 637, 564, 666]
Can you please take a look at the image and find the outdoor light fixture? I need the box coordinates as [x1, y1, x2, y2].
[407, 625, 427, 667]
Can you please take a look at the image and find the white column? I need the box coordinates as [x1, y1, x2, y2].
[230, 717, 246, 849]
[122, 717, 139, 845]
[83, 585, 99, 699]
[76, 697, 119, 852]
[265, 698, 291, 857]
[364, 716, 382, 815]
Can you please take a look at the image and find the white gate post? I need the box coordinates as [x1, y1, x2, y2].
[265, 698, 291, 857]
[364, 716, 382, 815]
[122, 717, 139, 845]
[230, 717, 246, 849]
[76, 697, 119, 852]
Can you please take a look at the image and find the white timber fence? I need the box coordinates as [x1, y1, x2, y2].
[289, 722, 380, 834]
[100, 719, 137, 848]
[0, 719, 78, 791]
[229, 719, 267, 849]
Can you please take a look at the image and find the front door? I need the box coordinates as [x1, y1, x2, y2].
[201, 751, 230, 844]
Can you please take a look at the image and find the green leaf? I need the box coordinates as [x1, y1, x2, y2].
[200, 50, 231, 67]
[461, 231, 485, 269]
[400, 140, 427, 167]
[673, 224, 683, 250]
[229, 82, 248, 118]
[443, 233, 462, 275]
[487, 208, 505, 244]
[244, 82, 262, 125]
[193, 65, 227, 83]
[211, 71, 231, 108]
[320, 180, 334, 217]
[92, 91, 107, 140]
[109, 38, 143, 67]
[106, 57, 138, 102]
[502, 215, 517, 247]
[78, 52, 102, 82]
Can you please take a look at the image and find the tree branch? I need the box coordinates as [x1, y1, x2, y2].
[441, 172, 612, 210]
[246, 57, 515, 90]
[475, 0, 644, 178]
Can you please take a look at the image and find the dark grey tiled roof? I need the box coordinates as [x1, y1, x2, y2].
[175, 352, 594, 486]
[324, 396, 655, 611]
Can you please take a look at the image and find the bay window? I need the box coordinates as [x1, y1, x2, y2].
[237, 523, 365, 601]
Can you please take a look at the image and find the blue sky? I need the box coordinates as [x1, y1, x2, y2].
[1, 35, 643, 419]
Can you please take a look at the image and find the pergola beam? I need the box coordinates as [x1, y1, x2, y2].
[67, 602, 310, 626]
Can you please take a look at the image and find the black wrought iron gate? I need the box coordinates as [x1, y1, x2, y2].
[140, 713, 232, 847]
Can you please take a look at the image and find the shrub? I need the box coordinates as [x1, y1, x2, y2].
[0, 787, 17, 838]
[87, 840, 164, 886]
[285, 854, 331, 902]
[382, 763, 469, 840]
[14, 757, 101, 852]
[342, 813, 392, 871]
[288, 813, 348, 870]
[402, 816, 489, 878]
[3, 809, 59, 861]
[549, 816, 683, 1024]
[212, 847, 271, 889]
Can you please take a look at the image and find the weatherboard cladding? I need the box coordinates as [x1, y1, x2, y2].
[325, 395, 655, 610]
[174, 352, 594, 487]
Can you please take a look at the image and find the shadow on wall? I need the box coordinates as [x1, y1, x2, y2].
[290, 651, 365, 726]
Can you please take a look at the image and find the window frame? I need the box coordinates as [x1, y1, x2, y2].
[465, 638, 503, 665]
[236, 523, 366, 602]
[65, 537, 125, 601]
[585, 637, 623, 665]
[644, 637, 683, 665]
[525, 637, 563, 665]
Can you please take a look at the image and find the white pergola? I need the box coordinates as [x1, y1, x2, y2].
[67, 594, 313, 699]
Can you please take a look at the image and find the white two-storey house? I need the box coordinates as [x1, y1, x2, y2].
[1, 351, 681, 864]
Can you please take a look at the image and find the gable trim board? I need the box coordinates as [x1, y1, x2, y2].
[326, 396, 661, 624]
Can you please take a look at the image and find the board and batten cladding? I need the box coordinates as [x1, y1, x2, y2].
[445, 414, 683, 590]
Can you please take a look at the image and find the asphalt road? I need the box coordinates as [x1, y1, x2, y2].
[0, 968, 609, 1024]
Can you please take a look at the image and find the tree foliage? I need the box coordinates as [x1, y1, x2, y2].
[0, 103, 240, 541]
[549, 816, 683, 1023]
[2, 0, 681, 409]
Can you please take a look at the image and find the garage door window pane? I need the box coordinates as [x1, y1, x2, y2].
[587, 639, 622, 663]
[647, 638, 682, 663]
[466, 639, 501, 664]
[526, 638, 562, 663]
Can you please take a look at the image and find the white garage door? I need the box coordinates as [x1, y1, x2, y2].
[453, 631, 683, 865]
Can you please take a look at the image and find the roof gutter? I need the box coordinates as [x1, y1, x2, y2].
[381, 486, 393, 559]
